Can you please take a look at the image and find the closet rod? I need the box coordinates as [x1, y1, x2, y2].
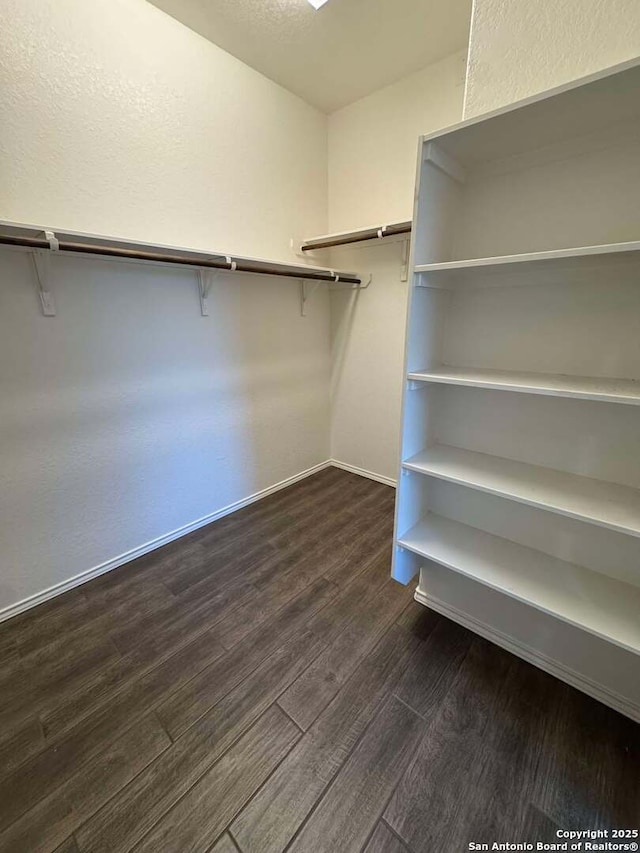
[300, 220, 412, 252]
[0, 234, 362, 285]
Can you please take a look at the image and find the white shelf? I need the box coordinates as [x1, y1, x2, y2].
[407, 366, 640, 406]
[398, 514, 640, 655]
[421, 59, 640, 169]
[414, 240, 640, 282]
[403, 445, 640, 538]
[300, 220, 411, 252]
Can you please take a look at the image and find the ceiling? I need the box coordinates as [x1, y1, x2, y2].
[148, 0, 472, 112]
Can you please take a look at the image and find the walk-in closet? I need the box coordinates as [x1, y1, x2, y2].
[0, 1, 638, 851]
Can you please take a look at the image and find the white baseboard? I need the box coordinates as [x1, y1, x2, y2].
[330, 459, 397, 488]
[0, 459, 332, 624]
[415, 589, 640, 724]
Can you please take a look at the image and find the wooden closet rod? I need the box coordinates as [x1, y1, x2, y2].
[0, 234, 362, 285]
[300, 221, 412, 252]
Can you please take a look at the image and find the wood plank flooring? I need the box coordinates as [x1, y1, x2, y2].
[0, 467, 637, 853]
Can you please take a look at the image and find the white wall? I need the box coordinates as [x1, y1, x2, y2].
[10, 0, 634, 616]
[328, 0, 640, 485]
[0, 0, 330, 616]
[0, 0, 327, 261]
[326, 52, 466, 482]
[328, 241, 410, 485]
[328, 52, 467, 230]
[464, 0, 640, 117]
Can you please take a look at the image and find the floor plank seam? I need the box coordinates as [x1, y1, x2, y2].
[271, 576, 411, 734]
[161, 645, 283, 743]
[9, 588, 249, 751]
[164, 599, 343, 743]
[118, 705, 302, 853]
[258, 620, 425, 852]
[76, 605, 400, 851]
[48, 638, 218, 744]
[158, 578, 179, 599]
[379, 817, 417, 853]
[0, 639, 229, 824]
[351, 698, 431, 853]
[212, 705, 307, 851]
[0, 708, 175, 851]
[227, 826, 245, 852]
[79, 701, 298, 853]
[277, 679, 403, 853]
[216, 577, 335, 653]
[153, 709, 176, 746]
[56, 633, 226, 746]
[390, 692, 429, 722]
[275, 701, 306, 735]
[352, 628, 477, 852]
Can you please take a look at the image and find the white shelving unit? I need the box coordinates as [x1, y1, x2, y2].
[398, 514, 640, 655]
[402, 445, 640, 538]
[407, 367, 640, 405]
[392, 58, 640, 722]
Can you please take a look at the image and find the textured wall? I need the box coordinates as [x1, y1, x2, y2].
[327, 52, 466, 482]
[0, 0, 330, 616]
[328, 52, 466, 230]
[329, 241, 409, 483]
[0, 0, 327, 261]
[0, 251, 331, 616]
[464, 0, 640, 117]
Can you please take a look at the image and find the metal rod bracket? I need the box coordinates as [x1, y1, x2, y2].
[44, 230, 60, 251]
[32, 230, 59, 316]
[291, 236, 311, 261]
[400, 239, 410, 282]
[329, 272, 372, 292]
[198, 269, 218, 316]
[300, 279, 321, 316]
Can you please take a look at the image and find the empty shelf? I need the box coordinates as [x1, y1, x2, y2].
[414, 240, 640, 281]
[398, 514, 640, 655]
[408, 366, 640, 405]
[403, 445, 640, 537]
[300, 220, 411, 252]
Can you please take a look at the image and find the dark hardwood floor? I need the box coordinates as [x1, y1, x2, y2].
[0, 467, 637, 853]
